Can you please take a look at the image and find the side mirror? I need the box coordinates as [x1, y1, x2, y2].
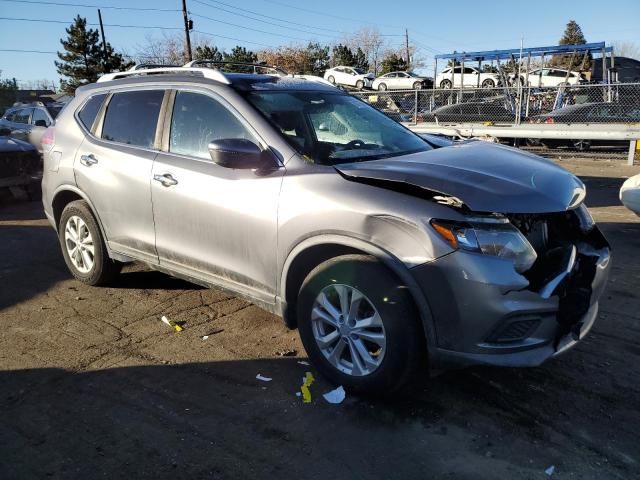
[208, 138, 273, 169]
[34, 119, 48, 127]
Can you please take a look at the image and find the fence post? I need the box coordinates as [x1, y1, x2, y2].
[628, 140, 638, 166]
[414, 89, 418, 125]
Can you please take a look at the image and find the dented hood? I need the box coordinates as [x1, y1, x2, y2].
[335, 141, 586, 213]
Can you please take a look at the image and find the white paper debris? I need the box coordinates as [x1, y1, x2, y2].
[161, 316, 171, 326]
[297, 360, 310, 366]
[322, 386, 346, 404]
[545, 465, 555, 476]
[202, 335, 209, 340]
[256, 374, 272, 382]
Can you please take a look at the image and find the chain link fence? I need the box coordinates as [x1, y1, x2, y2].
[351, 83, 640, 159]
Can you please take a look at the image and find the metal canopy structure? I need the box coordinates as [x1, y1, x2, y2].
[435, 42, 612, 62]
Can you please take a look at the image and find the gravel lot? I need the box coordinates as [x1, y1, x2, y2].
[1, 158, 638, 479]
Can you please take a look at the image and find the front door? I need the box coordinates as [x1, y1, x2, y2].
[151, 90, 283, 303]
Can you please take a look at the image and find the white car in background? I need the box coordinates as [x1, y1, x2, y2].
[620, 174, 640, 216]
[436, 66, 500, 89]
[372, 71, 431, 91]
[517, 68, 586, 87]
[323, 66, 374, 89]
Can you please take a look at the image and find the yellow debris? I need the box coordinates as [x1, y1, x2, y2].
[161, 315, 183, 332]
[300, 371, 315, 403]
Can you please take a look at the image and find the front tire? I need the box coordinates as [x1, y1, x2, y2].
[440, 79, 452, 89]
[356, 80, 364, 89]
[481, 79, 496, 88]
[413, 81, 423, 90]
[327, 75, 335, 84]
[59, 200, 122, 286]
[378, 82, 387, 91]
[297, 254, 426, 396]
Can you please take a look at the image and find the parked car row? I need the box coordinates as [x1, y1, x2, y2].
[0, 103, 63, 152]
[324, 66, 433, 91]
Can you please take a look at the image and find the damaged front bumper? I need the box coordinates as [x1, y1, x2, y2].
[412, 225, 611, 370]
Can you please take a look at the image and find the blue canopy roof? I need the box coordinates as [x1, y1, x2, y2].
[435, 42, 612, 62]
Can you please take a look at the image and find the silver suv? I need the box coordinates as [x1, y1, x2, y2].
[42, 66, 611, 394]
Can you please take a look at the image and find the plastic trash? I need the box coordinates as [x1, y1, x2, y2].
[297, 360, 311, 366]
[161, 315, 183, 332]
[256, 374, 272, 382]
[545, 465, 555, 476]
[202, 335, 209, 340]
[323, 386, 346, 404]
[300, 372, 315, 403]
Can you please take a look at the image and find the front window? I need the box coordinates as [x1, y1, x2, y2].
[246, 91, 431, 165]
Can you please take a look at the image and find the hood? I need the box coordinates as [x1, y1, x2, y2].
[335, 141, 586, 213]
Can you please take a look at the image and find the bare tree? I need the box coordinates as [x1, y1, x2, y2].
[135, 33, 187, 65]
[342, 27, 387, 75]
[613, 41, 640, 60]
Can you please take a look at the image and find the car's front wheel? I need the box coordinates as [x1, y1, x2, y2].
[297, 255, 426, 396]
[413, 81, 423, 90]
[59, 200, 122, 285]
[377, 82, 387, 91]
[481, 78, 496, 88]
[356, 80, 364, 89]
[440, 79, 452, 89]
[327, 75, 335, 84]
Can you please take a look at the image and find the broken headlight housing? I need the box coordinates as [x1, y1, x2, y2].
[430, 217, 538, 273]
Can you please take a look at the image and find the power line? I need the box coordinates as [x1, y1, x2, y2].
[192, 0, 345, 35]
[0, 16, 183, 29]
[190, 11, 312, 42]
[0, 0, 180, 11]
[192, 30, 276, 48]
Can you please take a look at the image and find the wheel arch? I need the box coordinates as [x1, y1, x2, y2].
[51, 186, 121, 261]
[279, 234, 437, 353]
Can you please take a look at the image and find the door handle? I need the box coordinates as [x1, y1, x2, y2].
[153, 173, 178, 187]
[80, 154, 98, 167]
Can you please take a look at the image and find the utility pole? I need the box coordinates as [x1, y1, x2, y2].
[405, 29, 410, 70]
[97, 9, 108, 73]
[181, 0, 192, 63]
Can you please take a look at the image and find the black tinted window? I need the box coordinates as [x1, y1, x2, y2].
[102, 90, 164, 148]
[169, 91, 256, 159]
[78, 94, 106, 130]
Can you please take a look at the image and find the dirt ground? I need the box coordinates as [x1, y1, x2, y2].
[0, 158, 638, 479]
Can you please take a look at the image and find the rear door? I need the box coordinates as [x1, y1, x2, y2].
[151, 89, 283, 302]
[75, 88, 165, 263]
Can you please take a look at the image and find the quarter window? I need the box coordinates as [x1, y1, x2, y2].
[169, 91, 257, 159]
[102, 90, 164, 148]
[78, 93, 107, 131]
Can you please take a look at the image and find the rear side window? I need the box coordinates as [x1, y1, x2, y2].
[169, 91, 256, 159]
[102, 90, 164, 148]
[78, 94, 106, 130]
[14, 108, 32, 124]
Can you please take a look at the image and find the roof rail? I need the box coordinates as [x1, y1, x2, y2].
[128, 63, 181, 71]
[183, 60, 289, 76]
[97, 67, 231, 84]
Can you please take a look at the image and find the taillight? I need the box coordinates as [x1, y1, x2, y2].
[41, 127, 55, 151]
[545, 117, 554, 124]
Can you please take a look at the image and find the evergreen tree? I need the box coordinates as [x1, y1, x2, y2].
[379, 53, 407, 75]
[305, 42, 330, 75]
[551, 20, 592, 71]
[353, 48, 369, 72]
[55, 15, 131, 94]
[223, 46, 258, 63]
[332, 44, 355, 67]
[194, 45, 223, 62]
[0, 75, 18, 115]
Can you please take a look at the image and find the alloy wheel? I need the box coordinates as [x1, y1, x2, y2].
[311, 284, 386, 376]
[64, 215, 95, 273]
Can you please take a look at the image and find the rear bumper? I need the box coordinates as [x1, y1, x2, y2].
[412, 230, 611, 371]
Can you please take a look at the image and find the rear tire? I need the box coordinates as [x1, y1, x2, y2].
[297, 254, 426, 396]
[59, 200, 122, 286]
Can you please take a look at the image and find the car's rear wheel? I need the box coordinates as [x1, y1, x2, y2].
[572, 139, 591, 151]
[356, 80, 364, 89]
[59, 200, 122, 286]
[378, 82, 387, 91]
[482, 79, 496, 88]
[440, 79, 452, 89]
[327, 75, 335, 84]
[297, 254, 426, 396]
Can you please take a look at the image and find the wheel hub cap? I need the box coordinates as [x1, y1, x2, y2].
[64, 215, 95, 274]
[311, 284, 386, 377]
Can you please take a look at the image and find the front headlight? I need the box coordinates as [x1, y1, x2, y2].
[430, 218, 537, 273]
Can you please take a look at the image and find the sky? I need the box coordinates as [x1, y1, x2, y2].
[0, 0, 638, 86]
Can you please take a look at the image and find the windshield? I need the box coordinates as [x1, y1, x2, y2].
[353, 68, 365, 75]
[246, 91, 431, 164]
